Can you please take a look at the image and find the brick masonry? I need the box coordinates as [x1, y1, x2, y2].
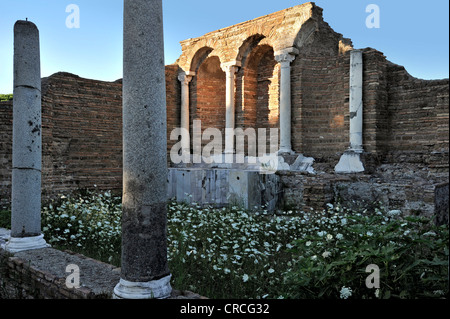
[0, 2, 448, 216]
[1, 64, 181, 207]
[0, 246, 206, 299]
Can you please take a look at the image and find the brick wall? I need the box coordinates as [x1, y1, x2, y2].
[39, 73, 123, 198]
[190, 56, 227, 151]
[0, 4, 448, 208]
[166, 63, 182, 158]
[382, 63, 449, 170]
[0, 65, 183, 207]
[292, 53, 349, 162]
[0, 101, 13, 208]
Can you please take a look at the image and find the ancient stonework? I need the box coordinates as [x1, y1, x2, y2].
[0, 2, 448, 219]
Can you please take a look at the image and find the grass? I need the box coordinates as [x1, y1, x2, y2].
[0, 94, 13, 102]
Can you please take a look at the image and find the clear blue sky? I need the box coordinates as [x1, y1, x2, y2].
[0, 0, 448, 94]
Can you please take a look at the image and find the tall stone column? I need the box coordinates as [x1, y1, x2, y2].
[221, 61, 241, 156]
[335, 49, 365, 173]
[178, 71, 195, 162]
[6, 20, 48, 253]
[275, 48, 299, 154]
[114, 0, 172, 299]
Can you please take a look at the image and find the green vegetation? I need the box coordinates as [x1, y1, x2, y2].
[282, 204, 449, 299]
[0, 94, 13, 102]
[0, 210, 11, 229]
[4, 189, 447, 299]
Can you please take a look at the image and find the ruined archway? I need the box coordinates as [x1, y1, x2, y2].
[190, 55, 226, 151]
[236, 43, 279, 155]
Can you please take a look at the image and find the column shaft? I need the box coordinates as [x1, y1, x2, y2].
[221, 62, 240, 155]
[349, 50, 364, 152]
[7, 20, 48, 253]
[275, 49, 298, 154]
[116, 0, 171, 299]
[335, 49, 365, 173]
[178, 72, 194, 159]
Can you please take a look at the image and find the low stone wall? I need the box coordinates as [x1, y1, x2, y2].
[0, 247, 119, 299]
[0, 246, 205, 299]
[278, 164, 449, 224]
[168, 168, 281, 210]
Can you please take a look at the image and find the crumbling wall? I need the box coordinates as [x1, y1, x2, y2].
[40, 72, 123, 198]
[0, 66, 182, 207]
[383, 64, 449, 171]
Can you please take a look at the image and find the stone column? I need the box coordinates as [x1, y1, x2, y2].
[6, 20, 48, 253]
[114, 0, 172, 299]
[275, 48, 299, 154]
[335, 49, 365, 173]
[178, 71, 195, 162]
[221, 61, 241, 156]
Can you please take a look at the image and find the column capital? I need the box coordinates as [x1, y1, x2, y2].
[274, 47, 299, 65]
[178, 71, 195, 85]
[220, 60, 241, 74]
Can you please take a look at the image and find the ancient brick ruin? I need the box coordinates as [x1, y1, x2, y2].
[0, 3, 448, 223]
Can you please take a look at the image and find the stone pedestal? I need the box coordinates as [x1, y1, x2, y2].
[6, 20, 48, 253]
[335, 150, 365, 174]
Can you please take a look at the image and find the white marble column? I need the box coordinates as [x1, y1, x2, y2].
[349, 50, 364, 153]
[221, 61, 241, 156]
[335, 49, 365, 173]
[178, 71, 195, 162]
[275, 48, 299, 154]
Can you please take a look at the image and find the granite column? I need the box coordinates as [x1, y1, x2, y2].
[6, 20, 47, 253]
[114, 0, 172, 299]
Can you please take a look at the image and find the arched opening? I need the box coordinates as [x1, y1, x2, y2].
[236, 44, 279, 156]
[190, 55, 226, 152]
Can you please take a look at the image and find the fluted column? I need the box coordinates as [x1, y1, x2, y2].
[275, 48, 298, 154]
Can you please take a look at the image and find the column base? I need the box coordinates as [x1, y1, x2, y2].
[335, 150, 365, 174]
[277, 148, 295, 155]
[4, 234, 49, 253]
[113, 275, 172, 299]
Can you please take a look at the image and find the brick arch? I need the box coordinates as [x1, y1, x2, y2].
[235, 34, 266, 64]
[180, 40, 226, 73]
[189, 46, 214, 73]
[292, 17, 320, 50]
